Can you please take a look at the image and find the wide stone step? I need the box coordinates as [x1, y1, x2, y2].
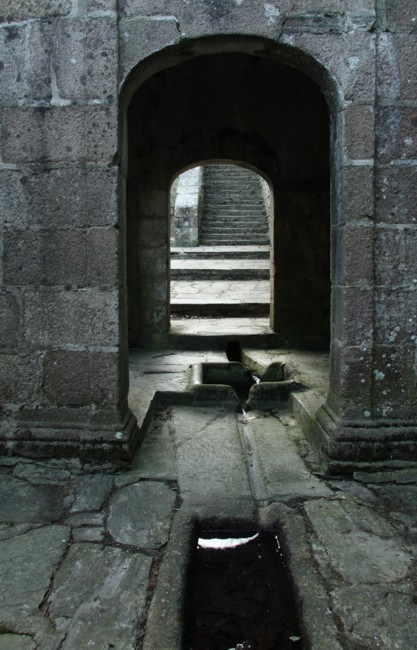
[171, 246, 270, 260]
[171, 260, 270, 280]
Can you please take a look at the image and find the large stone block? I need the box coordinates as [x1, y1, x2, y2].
[3, 105, 117, 164]
[377, 33, 417, 101]
[27, 19, 53, 103]
[0, 352, 42, 406]
[385, 0, 417, 30]
[341, 165, 374, 223]
[86, 103, 118, 163]
[333, 285, 373, 348]
[0, 24, 26, 105]
[0, 0, 71, 21]
[334, 225, 374, 285]
[285, 31, 376, 102]
[376, 106, 417, 162]
[3, 230, 87, 286]
[375, 288, 417, 345]
[87, 227, 119, 285]
[25, 164, 118, 228]
[0, 290, 21, 348]
[119, 16, 180, 78]
[54, 17, 117, 100]
[0, 170, 29, 228]
[2, 107, 86, 164]
[375, 227, 417, 286]
[372, 344, 417, 420]
[327, 343, 373, 417]
[43, 350, 121, 407]
[344, 104, 375, 160]
[376, 164, 417, 225]
[23, 288, 119, 347]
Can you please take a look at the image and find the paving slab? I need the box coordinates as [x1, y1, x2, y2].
[173, 405, 254, 517]
[108, 481, 176, 548]
[0, 635, 36, 650]
[48, 543, 152, 649]
[238, 410, 332, 500]
[332, 585, 417, 649]
[0, 475, 69, 524]
[304, 498, 412, 584]
[0, 525, 70, 621]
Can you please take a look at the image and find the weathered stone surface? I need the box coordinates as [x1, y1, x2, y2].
[239, 412, 332, 500]
[13, 462, 71, 484]
[23, 288, 119, 348]
[0, 0, 71, 21]
[87, 227, 118, 285]
[0, 525, 69, 619]
[0, 635, 35, 650]
[344, 104, 375, 160]
[49, 543, 151, 648]
[375, 289, 417, 345]
[0, 291, 21, 348]
[305, 499, 412, 583]
[376, 165, 417, 225]
[377, 106, 417, 162]
[0, 170, 29, 228]
[3, 230, 88, 286]
[70, 474, 113, 512]
[0, 476, 69, 524]
[3, 105, 117, 164]
[0, 24, 27, 105]
[341, 165, 374, 222]
[43, 350, 122, 407]
[23, 165, 118, 229]
[332, 585, 417, 649]
[54, 17, 117, 100]
[108, 481, 175, 548]
[173, 406, 253, 511]
[0, 353, 43, 407]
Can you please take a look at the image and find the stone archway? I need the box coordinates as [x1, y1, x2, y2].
[123, 40, 331, 350]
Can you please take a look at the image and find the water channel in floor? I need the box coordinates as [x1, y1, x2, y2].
[186, 531, 305, 650]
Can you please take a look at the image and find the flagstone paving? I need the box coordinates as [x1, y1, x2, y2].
[0, 347, 416, 649]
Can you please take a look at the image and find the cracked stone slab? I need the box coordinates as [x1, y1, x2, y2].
[0, 476, 69, 524]
[332, 585, 417, 649]
[69, 474, 113, 513]
[0, 635, 36, 650]
[108, 481, 176, 548]
[239, 411, 332, 500]
[0, 525, 70, 621]
[48, 543, 152, 649]
[13, 463, 71, 484]
[129, 419, 178, 481]
[173, 406, 253, 507]
[305, 499, 412, 584]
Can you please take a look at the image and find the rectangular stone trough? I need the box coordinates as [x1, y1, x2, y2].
[188, 361, 304, 410]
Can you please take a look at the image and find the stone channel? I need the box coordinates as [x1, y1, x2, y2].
[1, 347, 416, 648]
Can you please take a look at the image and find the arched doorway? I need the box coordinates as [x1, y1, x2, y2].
[169, 162, 272, 322]
[123, 39, 331, 350]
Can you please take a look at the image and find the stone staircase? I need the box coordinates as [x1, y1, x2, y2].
[199, 165, 270, 246]
[170, 164, 271, 318]
[170, 245, 270, 317]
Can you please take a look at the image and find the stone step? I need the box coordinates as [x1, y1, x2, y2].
[171, 267, 269, 281]
[171, 246, 270, 260]
[170, 302, 269, 317]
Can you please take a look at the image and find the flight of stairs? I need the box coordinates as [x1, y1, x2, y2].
[199, 165, 270, 246]
[170, 164, 271, 318]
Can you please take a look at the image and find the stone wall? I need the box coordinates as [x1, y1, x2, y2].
[0, 0, 416, 467]
[170, 166, 203, 247]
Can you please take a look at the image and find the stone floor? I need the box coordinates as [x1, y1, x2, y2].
[1, 346, 417, 649]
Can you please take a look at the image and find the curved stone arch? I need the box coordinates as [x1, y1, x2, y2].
[120, 35, 337, 346]
[169, 158, 274, 248]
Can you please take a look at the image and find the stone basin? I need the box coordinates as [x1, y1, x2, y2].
[188, 361, 305, 410]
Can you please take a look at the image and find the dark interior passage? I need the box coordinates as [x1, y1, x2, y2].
[126, 46, 330, 349]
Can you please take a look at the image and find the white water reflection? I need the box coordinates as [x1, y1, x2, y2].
[197, 533, 259, 550]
